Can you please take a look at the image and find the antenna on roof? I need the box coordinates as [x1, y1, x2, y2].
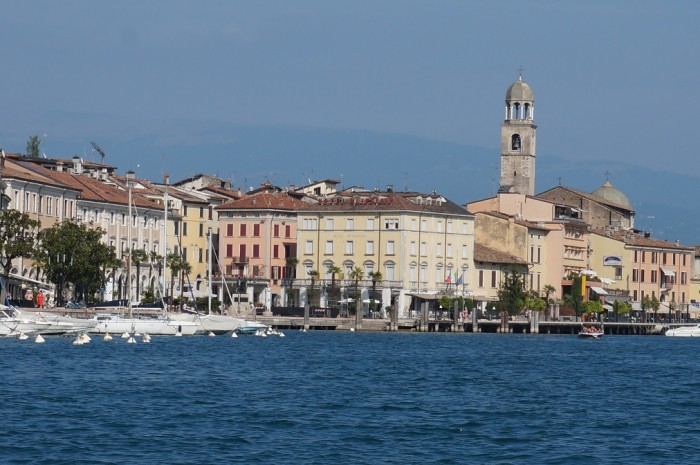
[91, 141, 106, 164]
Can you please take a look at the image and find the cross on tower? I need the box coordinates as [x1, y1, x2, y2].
[517, 65, 525, 79]
[604, 170, 611, 181]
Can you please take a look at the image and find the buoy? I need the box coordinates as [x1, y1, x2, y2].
[278, 331, 285, 337]
[17, 331, 29, 340]
[230, 331, 238, 338]
[208, 331, 216, 337]
[175, 331, 182, 337]
[127, 336, 137, 344]
[79, 333, 91, 344]
[103, 333, 113, 342]
[142, 333, 151, 343]
[350, 327, 355, 332]
[121, 331, 130, 339]
[35, 334, 45, 344]
[72, 336, 83, 345]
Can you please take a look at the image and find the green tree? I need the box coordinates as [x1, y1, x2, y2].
[25, 135, 41, 158]
[0, 209, 40, 284]
[285, 256, 298, 306]
[166, 251, 184, 307]
[38, 220, 116, 305]
[348, 266, 364, 315]
[131, 248, 148, 301]
[327, 263, 342, 306]
[497, 267, 527, 316]
[582, 300, 603, 318]
[307, 269, 319, 307]
[564, 276, 585, 321]
[368, 271, 383, 313]
[524, 290, 547, 314]
[651, 295, 660, 322]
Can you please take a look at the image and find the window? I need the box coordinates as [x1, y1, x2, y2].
[614, 267, 622, 280]
[386, 240, 395, 255]
[227, 224, 234, 236]
[182, 222, 188, 236]
[273, 245, 279, 258]
[240, 224, 247, 236]
[384, 218, 399, 230]
[253, 245, 260, 258]
[345, 241, 354, 254]
[632, 269, 638, 282]
[437, 242, 443, 257]
[305, 240, 313, 255]
[199, 223, 204, 237]
[478, 270, 484, 287]
[226, 244, 233, 257]
[411, 219, 417, 231]
[183, 206, 188, 216]
[199, 207, 204, 218]
[239, 244, 246, 258]
[367, 218, 375, 229]
[285, 225, 291, 238]
[253, 224, 260, 237]
[325, 241, 333, 254]
[385, 262, 395, 281]
[446, 243, 452, 258]
[681, 271, 687, 285]
[273, 224, 280, 237]
[326, 218, 334, 230]
[346, 219, 354, 230]
[447, 221, 452, 233]
[198, 248, 203, 263]
[303, 218, 318, 230]
[491, 270, 497, 288]
[366, 240, 374, 255]
[462, 245, 467, 259]
[410, 241, 417, 256]
[437, 221, 443, 233]
[420, 242, 426, 256]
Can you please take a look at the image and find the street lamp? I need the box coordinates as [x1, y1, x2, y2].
[125, 170, 135, 318]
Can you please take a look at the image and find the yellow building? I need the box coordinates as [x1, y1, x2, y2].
[296, 190, 474, 317]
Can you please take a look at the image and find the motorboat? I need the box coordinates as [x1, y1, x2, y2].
[89, 314, 200, 336]
[665, 324, 700, 337]
[234, 320, 269, 335]
[578, 326, 604, 338]
[0, 306, 53, 337]
[32, 311, 99, 335]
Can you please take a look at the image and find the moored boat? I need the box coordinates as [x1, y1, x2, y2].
[578, 326, 604, 338]
[89, 313, 200, 336]
[665, 324, 700, 337]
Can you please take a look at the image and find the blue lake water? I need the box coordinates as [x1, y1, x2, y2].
[1, 332, 700, 464]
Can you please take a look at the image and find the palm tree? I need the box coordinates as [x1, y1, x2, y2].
[348, 266, 364, 316]
[542, 284, 556, 320]
[285, 256, 298, 306]
[368, 271, 383, 314]
[307, 269, 319, 307]
[131, 248, 148, 302]
[166, 251, 184, 308]
[327, 263, 342, 307]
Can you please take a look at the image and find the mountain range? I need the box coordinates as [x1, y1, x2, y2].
[38, 124, 699, 246]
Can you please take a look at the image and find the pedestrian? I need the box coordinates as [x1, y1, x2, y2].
[37, 292, 45, 308]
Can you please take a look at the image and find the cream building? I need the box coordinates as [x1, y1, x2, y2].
[296, 190, 475, 317]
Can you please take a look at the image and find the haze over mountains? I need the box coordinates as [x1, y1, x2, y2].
[28, 124, 699, 246]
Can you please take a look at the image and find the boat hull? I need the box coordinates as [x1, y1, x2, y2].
[89, 316, 200, 335]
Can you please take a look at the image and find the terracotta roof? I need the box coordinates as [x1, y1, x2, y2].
[217, 191, 308, 211]
[474, 243, 529, 265]
[299, 191, 469, 216]
[1, 158, 71, 189]
[537, 185, 634, 212]
[201, 185, 245, 200]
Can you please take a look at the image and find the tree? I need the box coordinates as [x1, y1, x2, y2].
[285, 256, 298, 306]
[651, 295, 660, 323]
[166, 251, 184, 307]
[564, 276, 585, 321]
[131, 248, 148, 301]
[348, 266, 364, 315]
[497, 267, 527, 316]
[327, 263, 342, 305]
[25, 135, 41, 158]
[307, 269, 319, 307]
[368, 271, 383, 313]
[38, 220, 116, 305]
[0, 210, 40, 284]
[524, 290, 547, 314]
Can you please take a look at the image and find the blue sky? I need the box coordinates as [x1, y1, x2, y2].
[0, 0, 698, 184]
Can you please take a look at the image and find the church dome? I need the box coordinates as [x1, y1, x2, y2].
[506, 76, 534, 101]
[592, 180, 633, 211]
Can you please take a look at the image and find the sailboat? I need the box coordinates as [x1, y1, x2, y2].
[88, 172, 199, 336]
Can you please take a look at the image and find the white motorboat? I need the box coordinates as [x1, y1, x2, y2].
[0, 306, 53, 337]
[89, 314, 200, 336]
[235, 320, 269, 335]
[665, 324, 700, 337]
[32, 311, 99, 335]
[577, 326, 604, 338]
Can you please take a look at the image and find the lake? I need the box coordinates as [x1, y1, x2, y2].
[1, 331, 699, 464]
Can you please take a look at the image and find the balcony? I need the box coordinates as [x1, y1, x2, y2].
[228, 256, 249, 264]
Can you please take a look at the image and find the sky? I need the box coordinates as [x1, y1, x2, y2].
[1, 0, 699, 185]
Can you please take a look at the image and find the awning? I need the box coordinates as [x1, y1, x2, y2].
[8, 273, 55, 289]
[590, 286, 608, 295]
[408, 293, 440, 300]
[661, 267, 675, 277]
[603, 304, 613, 311]
[632, 302, 642, 311]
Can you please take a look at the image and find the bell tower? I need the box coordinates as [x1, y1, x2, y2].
[500, 73, 537, 196]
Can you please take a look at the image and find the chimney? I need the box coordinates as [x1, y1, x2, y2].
[676, 239, 680, 246]
[72, 156, 83, 174]
[387, 184, 394, 192]
[56, 160, 64, 172]
[163, 173, 170, 185]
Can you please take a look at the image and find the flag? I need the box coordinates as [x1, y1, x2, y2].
[444, 275, 451, 284]
[455, 272, 464, 286]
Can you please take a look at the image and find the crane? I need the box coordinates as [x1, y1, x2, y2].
[90, 141, 106, 164]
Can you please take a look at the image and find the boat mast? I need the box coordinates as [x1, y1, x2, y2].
[126, 170, 134, 319]
[207, 227, 212, 315]
[162, 176, 169, 311]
